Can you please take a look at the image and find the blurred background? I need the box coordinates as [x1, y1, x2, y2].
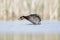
[0, 0, 60, 21]
[0, 0, 60, 40]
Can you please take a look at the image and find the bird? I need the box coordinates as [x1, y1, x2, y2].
[18, 14, 41, 24]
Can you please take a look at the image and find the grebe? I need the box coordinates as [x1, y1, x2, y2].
[18, 14, 41, 24]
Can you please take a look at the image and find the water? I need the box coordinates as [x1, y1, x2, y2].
[0, 20, 60, 34]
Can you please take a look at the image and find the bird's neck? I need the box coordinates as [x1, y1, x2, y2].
[23, 16, 29, 20]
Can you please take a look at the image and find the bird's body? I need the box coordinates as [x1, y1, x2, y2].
[18, 14, 41, 24]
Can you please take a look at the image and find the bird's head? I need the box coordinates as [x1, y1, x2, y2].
[18, 16, 24, 20]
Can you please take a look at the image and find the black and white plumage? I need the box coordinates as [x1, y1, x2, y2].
[18, 14, 41, 24]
